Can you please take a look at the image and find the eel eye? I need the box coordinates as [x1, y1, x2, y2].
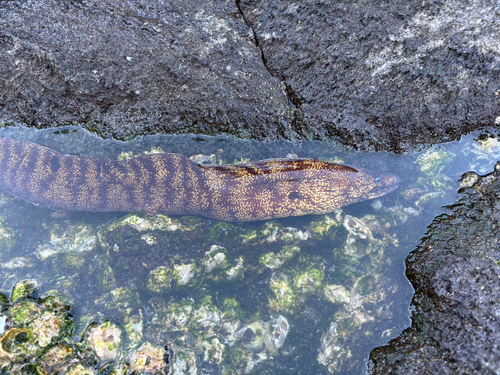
[375, 177, 382, 184]
[288, 192, 301, 200]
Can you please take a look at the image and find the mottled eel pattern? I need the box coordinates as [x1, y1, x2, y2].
[0, 137, 400, 221]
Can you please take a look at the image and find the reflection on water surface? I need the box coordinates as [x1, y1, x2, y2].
[0, 126, 498, 374]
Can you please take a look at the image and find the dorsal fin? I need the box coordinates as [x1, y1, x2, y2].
[202, 159, 358, 178]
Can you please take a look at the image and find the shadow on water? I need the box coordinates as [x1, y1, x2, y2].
[0, 125, 498, 374]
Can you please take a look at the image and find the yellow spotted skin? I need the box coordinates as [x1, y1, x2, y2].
[0, 137, 400, 222]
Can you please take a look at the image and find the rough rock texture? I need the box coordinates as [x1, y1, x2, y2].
[0, 0, 292, 141]
[1, 0, 499, 150]
[369, 165, 500, 374]
[239, 0, 500, 151]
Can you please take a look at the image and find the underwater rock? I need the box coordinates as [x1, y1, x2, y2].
[268, 272, 297, 312]
[11, 279, 38, 302]
[84, 321, 123, 362]
[323, 284, 351, 305]
[1, 257, 34, 270]
[0, 282, 90, 373]
[203, 245, 229, 273]
[173, 263, 198, 286]
[36, 221, 96, 261]
[260, 244, 301, 270]
[129, 341, 169, 374]
[415, 148, 455, 190]
[0, 280, 170, 374]
[293, 265, 325, 295]
[102, 213, 188, 235]
[147, 266, 173, 293]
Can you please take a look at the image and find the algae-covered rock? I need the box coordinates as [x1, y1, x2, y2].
[172, 262, 198, 286]
[293, 265, 325, 295]
[260, 245, 301, 270]
[170, 347, 198, 375]
[0, 280, 170, 374]
[122, 309, 144, 346]
[36, 221, 96, 261]
[84, 321, 123, 362]
[324, 284, 351, 305]
[240, 221, 311, 245]
[147, 266, 173, 293]
[97, 287, 140, 311]
[32, 310, 71, 348]
[105, 213, 187, 234]
[146, 290, 294, 374]
[204, 245, 229, 273]
[129, 341, 169, 374]
[0, 282, 80, 372]
[203, 245, 246, 283]
[220, 322, 275, 372]
[469, 134, 500, 174]
[308, 214, 342, 238]
[11, 279, 39, 303]
[190, 295, 222, 332]
[415, 148, 455, 190]
[317, 321, 353, 374]
[268, 273, 297, 312]
[416, 148, 454, 176]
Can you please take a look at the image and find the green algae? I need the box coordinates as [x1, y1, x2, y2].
[147, 266, 173, 293]
[0, 207, 403, 373]
[11, 280, 38, 303]
[268, 273, 297, 312]
[293, 265, 325, 295]
[0, 281, 168, 374]
[36, 222, 96, 261]
[260, 244, 301, 269]
[0, 127, 497, 374]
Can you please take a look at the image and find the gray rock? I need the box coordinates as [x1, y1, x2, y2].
[369, 166, 500, 374]
[0, 0, 292, 140]
[2, 0, 499, 151]
[239, 0, 500, 151]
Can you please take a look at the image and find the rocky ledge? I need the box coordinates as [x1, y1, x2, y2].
[1, 0, 499, 151]
[370, 165, 500, 374]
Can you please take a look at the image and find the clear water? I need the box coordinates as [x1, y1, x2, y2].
[0, 125, 498, 374]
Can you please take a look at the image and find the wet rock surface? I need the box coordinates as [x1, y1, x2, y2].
[0, 280, 170, 374]
[369, 165, 500, 374]
[1, 0, 499, 150]
[0, 0, 291, 141]
[239, 0, 500, 151]
[1, 0, 500, 373]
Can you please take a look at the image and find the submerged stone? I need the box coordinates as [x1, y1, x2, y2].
[11, 280, 38, 303]
[84, 321, 123, 362]
[36, 222, 96, 261]
[129, 342, 168, 374]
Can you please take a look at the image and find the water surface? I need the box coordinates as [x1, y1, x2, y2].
[0, 126, 498, 374]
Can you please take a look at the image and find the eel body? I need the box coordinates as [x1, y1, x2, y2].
[0, 137, 400, 221]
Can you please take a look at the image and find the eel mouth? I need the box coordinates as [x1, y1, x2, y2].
[364, 173, 401, 200]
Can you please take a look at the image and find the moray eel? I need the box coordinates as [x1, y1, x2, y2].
[0, 137, 400, 221]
